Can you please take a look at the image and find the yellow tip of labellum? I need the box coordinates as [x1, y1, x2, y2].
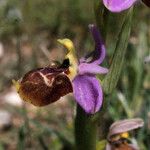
[12, 79, 20, 91]
[57, 38, 78, 80]
[57, 38, 75, 53]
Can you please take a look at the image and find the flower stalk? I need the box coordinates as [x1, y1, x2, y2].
[94, 0, 109, 41]
[75, 105, 98, 150]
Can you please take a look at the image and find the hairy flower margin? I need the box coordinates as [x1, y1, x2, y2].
[103, 0, 150, 12]
[13, 24, 108, 114]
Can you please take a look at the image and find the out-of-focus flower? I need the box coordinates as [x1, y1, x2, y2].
[13, 24, 108, 114]
[103, 0, 150, 13]
[106, 118, 144, 150]
[58, 24, 108, 114]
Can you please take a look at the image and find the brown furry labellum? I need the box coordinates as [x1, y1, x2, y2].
[16, 60, 73, 106]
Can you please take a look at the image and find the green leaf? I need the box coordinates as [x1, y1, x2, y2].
[102, 8, 133, 94]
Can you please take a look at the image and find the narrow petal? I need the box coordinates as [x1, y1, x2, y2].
[88, 24, 106, 65]
[78, 63, 108, 75]
[73, 75, 103, 114]
[103, 0, 138, 12]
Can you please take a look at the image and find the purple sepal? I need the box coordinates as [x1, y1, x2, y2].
[73, 75, 103, 114]
[103, 0, 138, 12]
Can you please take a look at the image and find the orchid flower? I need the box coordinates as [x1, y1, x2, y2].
[58, 24, 108, 114]
[103, 0, 150, 12]
[13, 24, 108, 114]
[106, 118, 144, 150]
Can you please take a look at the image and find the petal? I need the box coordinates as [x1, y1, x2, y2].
[103, 0, 138, 12]
[88, 24, 106, 65]
[78, 63, 108, 75]
[73, 75, 103, 114]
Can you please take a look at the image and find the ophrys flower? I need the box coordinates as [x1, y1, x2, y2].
[13, 24, 108, 114]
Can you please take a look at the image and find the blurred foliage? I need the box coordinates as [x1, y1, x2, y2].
[0, 0, 149, 150]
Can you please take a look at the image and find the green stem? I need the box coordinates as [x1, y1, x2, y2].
[75, 105, 98, 150]
[94, 0, 109, 40]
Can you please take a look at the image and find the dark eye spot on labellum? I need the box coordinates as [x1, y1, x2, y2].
[18, 64, 73, 106]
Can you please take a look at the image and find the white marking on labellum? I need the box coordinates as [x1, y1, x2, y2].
[39, 72, 54, 87]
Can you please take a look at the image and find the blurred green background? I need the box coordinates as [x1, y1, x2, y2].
[0, 0, 149, 149]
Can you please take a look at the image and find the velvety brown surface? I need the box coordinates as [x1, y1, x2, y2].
[19, 67, 73, 106]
